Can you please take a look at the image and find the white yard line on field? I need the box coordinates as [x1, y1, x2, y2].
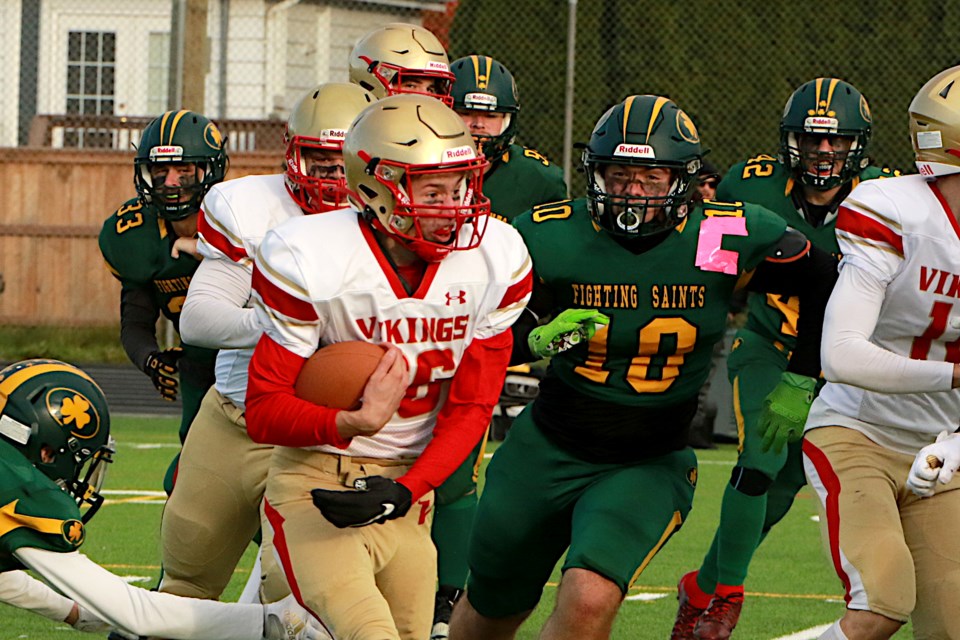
[126, 443, 180, 449]
[624, 593, 668, 602]
[771, 624, 832, 640]
[101, 490, 167, 496]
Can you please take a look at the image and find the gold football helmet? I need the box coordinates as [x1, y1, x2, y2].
[349, 23, 454, 106]
[910, 65, 960, 177]
[344, 94, 490, 262]
[284, 83, 376, 213]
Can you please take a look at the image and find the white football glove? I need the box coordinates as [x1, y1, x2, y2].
[262, 594, 333, 640]
[907, 431, 960, 498]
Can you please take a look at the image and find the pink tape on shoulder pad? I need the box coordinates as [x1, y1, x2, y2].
[695, 216, 748, 275]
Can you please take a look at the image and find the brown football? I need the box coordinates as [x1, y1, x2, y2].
[294, 341, 388, 410]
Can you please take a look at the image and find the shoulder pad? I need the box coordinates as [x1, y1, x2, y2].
[765, 227, 811, 263]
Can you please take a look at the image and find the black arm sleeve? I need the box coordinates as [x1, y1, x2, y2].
[746, 241, 838, 378]
[119, 285, 161, 373]
[510, 277, 557, 365]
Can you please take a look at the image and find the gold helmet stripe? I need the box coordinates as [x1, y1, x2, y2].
[166, 110, 190, 144]
[470, 55, 481, 86]
[0, 363, 98, 416]
[824, 78, 840, 111]
[469, 55, 492, 90]
[159, 111, 174, 143]
[644, 96, 670, 144]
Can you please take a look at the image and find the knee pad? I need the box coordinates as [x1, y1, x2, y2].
[729, 466, 773, 497]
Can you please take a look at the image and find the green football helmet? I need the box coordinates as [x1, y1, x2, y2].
[450, 55, 520, 162]
[779, 78, 872, 190]
[0, 359, 114, 523]
[582, 95, 702, 238]
[134, 110, 229, 220]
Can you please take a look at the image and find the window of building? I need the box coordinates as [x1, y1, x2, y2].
[64, 30, 116, 147]
[148, 32, 170, 115]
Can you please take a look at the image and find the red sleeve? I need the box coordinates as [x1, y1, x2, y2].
[245, 334, 351, 448]
[197, 209, 249, 262]
[396, 329, 513, 500]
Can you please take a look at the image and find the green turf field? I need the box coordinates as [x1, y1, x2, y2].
[6, 416, 914, 639]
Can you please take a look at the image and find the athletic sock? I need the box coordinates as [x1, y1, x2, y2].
[682, 570, 713, 609]
[697, 534, 720, 595]
[715, 484, 766, 586]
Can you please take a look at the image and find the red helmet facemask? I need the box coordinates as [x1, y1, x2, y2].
[361, 152, 491, 262]
[361, 57, 455, 107]
[284, 134, 349, 214]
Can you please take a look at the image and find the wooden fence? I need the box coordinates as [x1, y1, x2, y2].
[28, 114, 287, 152]
[0, 148, 282, 326]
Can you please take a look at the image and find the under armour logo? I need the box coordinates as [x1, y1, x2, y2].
[445, 290, 467, 306]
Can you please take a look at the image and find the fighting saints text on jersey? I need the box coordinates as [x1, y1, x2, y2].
[570, 282, 707, 310]
[153, 276, 192, 294]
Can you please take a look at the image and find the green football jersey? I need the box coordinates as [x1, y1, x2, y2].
[0, 439, 84, 572]
[514, 198, 787, 407]
[98, 198, 202, 330]
[485, 144, 567, 222]
[717, 155, 897, 349]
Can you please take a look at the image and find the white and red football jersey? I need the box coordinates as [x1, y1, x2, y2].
[197, 174, 304, 408]
[252, 208, 532, 459]
[808, 174, 960, 451]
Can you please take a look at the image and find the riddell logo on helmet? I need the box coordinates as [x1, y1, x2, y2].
[613, 144, 655, 158]
[319, 128, 347, 141]
[465, 92, 498, 109]
[150, 145, 184, 160]
[804, 116, 838, 132]
[443, 146, 476, 162]
[426, 61, 450, 72]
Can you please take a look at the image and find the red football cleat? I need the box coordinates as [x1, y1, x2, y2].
[694, 590, 744, 640]
[671, 572, 708, 640]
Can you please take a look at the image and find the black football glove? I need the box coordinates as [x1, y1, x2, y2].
[143, 348, 184, 402]
[311, 476, 413, 528]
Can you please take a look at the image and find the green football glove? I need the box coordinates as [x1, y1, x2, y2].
[527, 308, 609, 358]
[757, 372, 818, 454]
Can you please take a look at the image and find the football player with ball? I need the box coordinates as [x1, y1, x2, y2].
[244, 94, 532, 639]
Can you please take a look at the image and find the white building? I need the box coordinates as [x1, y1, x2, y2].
[1, 0, 449, 147]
